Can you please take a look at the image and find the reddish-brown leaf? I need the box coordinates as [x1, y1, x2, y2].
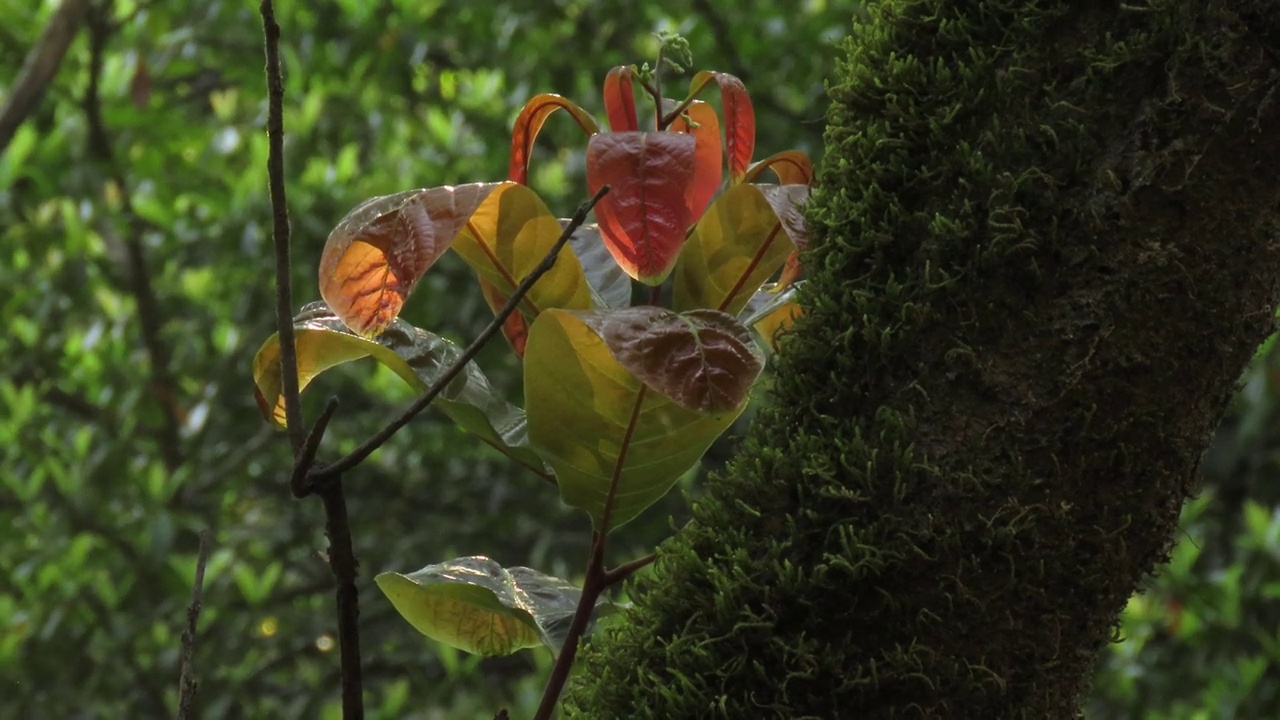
[130, 55, 150, 109]
[603, 66, 639, 132]
[586, 132, 695, 284]
[743, 149, 814, 185]
[507, 94, 599, 185]
[577, 307, 763, 414]
[668, 99, 723, 221]
[318, 183, 501, 337]
[688, 71, 755, 181]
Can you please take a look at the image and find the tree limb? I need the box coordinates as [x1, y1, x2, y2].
[0, 0, 91, 153]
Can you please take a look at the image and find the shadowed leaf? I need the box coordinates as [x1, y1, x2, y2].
[524, 307, 761, 531]
[318, 184, 501, 337]
[508, 93, 599, 185]
[562, 220, 632, 309]
[741, 283, 803, 351]
[477, 277, 530, 357]
[586, 131, 695, 284]
[252, 302, 546, 475]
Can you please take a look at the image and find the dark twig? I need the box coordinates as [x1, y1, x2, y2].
[602, 551, 657, 587]
[261, 0, 304, 454]
[304, 184, 611, 488]
[533, 535, 606, 720]
[0, 0, 91, 152]
[318, 475, 363, 719]
[176, 530, 211, 720]
[289, 397, 339, 497]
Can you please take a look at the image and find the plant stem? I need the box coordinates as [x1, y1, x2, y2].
[175, 529, 211, 720]
[532, 535, 606, 720]
[319, 475, 363, 719]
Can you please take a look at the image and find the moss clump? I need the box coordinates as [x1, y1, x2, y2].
[566, 1, 1280, 717]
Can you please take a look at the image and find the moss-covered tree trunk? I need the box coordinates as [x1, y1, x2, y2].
[566, 1, 1280, 717]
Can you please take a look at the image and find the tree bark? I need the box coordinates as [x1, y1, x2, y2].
[566, 1, 1280, 717]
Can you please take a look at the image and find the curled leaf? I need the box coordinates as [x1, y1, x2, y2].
[318, 183, 502, 337]
[668, 99, 724, 220]
[743, 149, 814, 185]
[586, 131, 695, 284]
[508, 93, 599, 185]
[603, 65, 638, 132]
[687, 71, 755, 181]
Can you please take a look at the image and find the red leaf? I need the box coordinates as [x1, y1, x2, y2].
[586, 132, 695, 284]
[688, 71, 755, 181]
[743, 149, 814, 185]
[318, 183, 502, 337]
[603, 66, 639, 132]
[478, 277, 529, 357]
[668, 100, 723, 220]
[130, 55, 150, 109]
[508, 94, 599, 185]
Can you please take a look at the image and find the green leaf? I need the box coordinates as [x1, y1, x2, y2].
[525, 307, 762, 531]
[741, 282, 803, 351]
[672, 183, 808, 315]
[252, 302, 546, 476]
[450, 182, 594, 318]
[376, 556, 608, 656]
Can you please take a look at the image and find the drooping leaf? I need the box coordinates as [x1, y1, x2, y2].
[451, 182, 594, 317]
[562, 220, 632, 309]
[668, 99, 724, 220]
[602, 65, 638, 132]
[477, 277, 529, 357]
[586, 131, 695, 285]
[741, 283, 803, 351]
[376, 556, 613, 656]
[687, 71, 755, 181]
[252, 302, 546, 475]
[671, 183, 810, 315]
[524, 307, 762, 531]
[743, 149, 814, 185]
[318, 184, 501, 337]
[507, 94, 599, 185]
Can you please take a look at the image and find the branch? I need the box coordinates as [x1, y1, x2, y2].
[176, 530, 211, 720]
[303, 184, 611, 488]
[261, 0, 304, 454]
[318, 476, 363, 719]
[0, 0, 91, 153]
[602, 551, 656, 587]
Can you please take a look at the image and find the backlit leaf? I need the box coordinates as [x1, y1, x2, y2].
[376, 556, 611, 656]
[602, 65, 638, 132]
[743, 149, 814, 185]
[525, 307, 761, 531]
[586, 132, 695, 285]
[687, 71, 755, 181]
[507, 94, 599, 185]
[562, 220, 632, 309]
[671, 183, 804, 315]
[668, 99, 723, 220]
[318, 184, 501, 337]
[252, 302, 546, 475]
[451, 182, 593, 317]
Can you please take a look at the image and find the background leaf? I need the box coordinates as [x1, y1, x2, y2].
[318, 183, 501, 337]
[524, 308, 760, 531]
[586, 131, 695, 284]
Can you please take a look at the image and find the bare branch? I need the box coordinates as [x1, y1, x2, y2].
[318, 477, 363, 719]
[176, 530, 211, 720]
[0, 0, 91, 152]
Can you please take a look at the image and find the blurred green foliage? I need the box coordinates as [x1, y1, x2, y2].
[3, 0, 1277, 717]
[0, 0, 852, 716]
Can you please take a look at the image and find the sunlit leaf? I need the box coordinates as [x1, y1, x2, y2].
[672, 183, 809, 315]
[586, 131, 695, 285]
[668, 99, 723, 220]
[743, 149, 814, 185]
[687, 71, 755, 181]
[377, 556, 612, 656]
[602, 65, 638, 132]
[524, 307, 762, 531]
[318, 184, 501, 337]
[451, 182, 594, 317]
[252, 302, 546, 475]
[477, 277, 529, 358]
[562, 220, 631, 309]
[507, 93, 599, 185]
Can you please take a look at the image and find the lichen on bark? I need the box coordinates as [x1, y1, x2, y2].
[564, 1, 1280, 717]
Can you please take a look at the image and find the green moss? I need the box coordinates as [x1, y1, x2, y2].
[565, 1, 1280, 717]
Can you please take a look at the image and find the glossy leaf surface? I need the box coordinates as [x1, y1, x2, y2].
[507, 94, 599, 185]
[451, 182, 593, 316]
[687, 71, 755, 181]
[252, 302, 545, 474]
[586, 131, 695, 284]
[318, 183, 500, 337]
[668, 99, 723, 220]
[672, 183, 809, 315]
[377, 556, 607, 656]
[562, 220, 632, 309]
[524, 307, 762, 531]
[602, 65, 638, 132]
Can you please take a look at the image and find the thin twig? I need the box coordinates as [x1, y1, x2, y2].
[261, 0, 304, 453]
[304, 185, 611, 488]
[176, 530, 211, 720]
[289, 396, 339, 497]
[0, 0, 91, 152]
[602, 551, 657, 587]
[319, 475, 363, 719]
